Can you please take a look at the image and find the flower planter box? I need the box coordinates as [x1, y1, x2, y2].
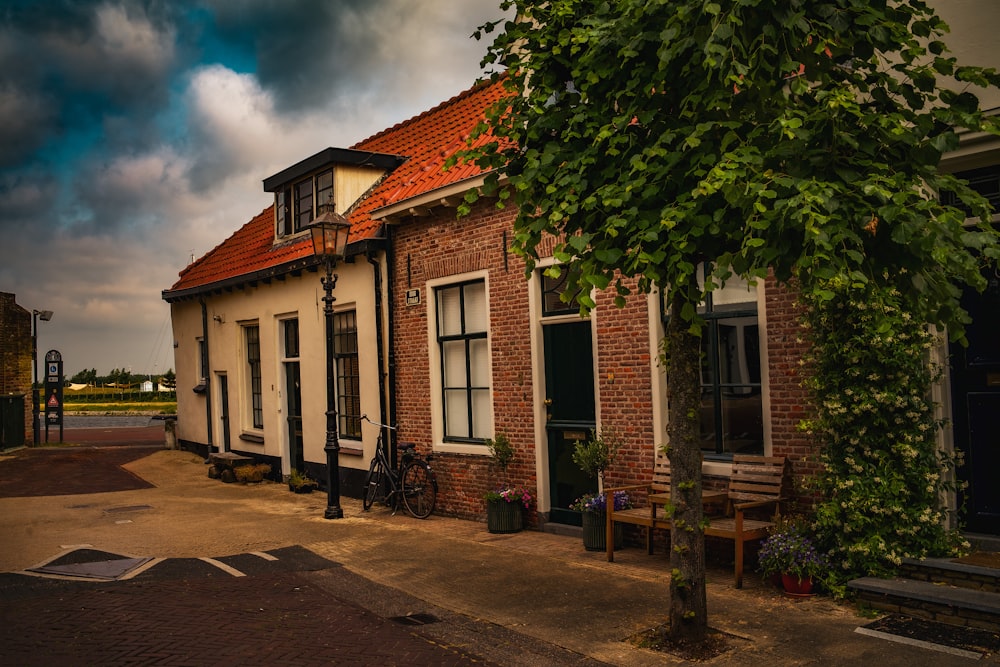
[486, 498, 524, 534]
[582, 510, 623, 552]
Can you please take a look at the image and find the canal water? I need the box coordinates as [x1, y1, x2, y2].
[63, 414, 163, 429]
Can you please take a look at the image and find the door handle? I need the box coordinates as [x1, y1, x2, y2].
[544, 398, 553, 407]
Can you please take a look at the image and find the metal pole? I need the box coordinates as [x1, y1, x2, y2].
[31, 311, 39, 446]
[322, 255, 343, 519]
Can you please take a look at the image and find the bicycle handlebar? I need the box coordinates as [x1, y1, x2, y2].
[361, 414, 396, 431]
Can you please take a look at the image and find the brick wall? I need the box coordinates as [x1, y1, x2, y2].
[763, 275, 816, 506]
[0, 292, 33, 446]
[390, 200, 536, 522]
[389, 204, 818, 525]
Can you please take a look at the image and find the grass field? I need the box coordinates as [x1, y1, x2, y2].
[63, 402, 177, 414]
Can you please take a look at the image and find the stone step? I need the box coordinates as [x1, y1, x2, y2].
[899, 556, 1000, 594]
[849, 576, 1000, 632]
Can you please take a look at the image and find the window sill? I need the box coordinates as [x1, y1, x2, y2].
[340, 446, 363, 457]
[433, 442, 487, 456]
[239, 433, 265, 445]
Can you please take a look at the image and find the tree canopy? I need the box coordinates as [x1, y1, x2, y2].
[465, 0, 1000, 644]
[470, 0, 999, 333]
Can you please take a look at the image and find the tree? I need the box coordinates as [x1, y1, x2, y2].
[160, 369, 176, 390]
[466, 0, 1000, 643]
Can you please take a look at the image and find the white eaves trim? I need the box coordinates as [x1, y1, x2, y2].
[370, 171, 506, 223]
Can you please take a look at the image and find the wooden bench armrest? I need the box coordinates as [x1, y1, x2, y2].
[732, 499, 780, 512]
[604, 483, 654, 494]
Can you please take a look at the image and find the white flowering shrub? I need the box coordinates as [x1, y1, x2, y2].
[801, 280, 965, 594]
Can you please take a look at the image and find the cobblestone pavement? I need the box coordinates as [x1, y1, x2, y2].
[0, 546, 503, 666]
[3, 439, 994, 665]
[0, 443, 606, 666]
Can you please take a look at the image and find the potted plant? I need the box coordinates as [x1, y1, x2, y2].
[571, 427, 623, 549]
[287, 468, 318, 494]
[483, 432, 530, 533]
[572, 490, 631, 551]
[757, 519, 830, 596]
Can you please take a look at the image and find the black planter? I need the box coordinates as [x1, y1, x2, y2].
[486, 498, 524, 533]
[582, 510, 623, 551]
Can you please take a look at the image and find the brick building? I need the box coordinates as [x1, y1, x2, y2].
[0, 292, 32, 449]
[164, 2, 999, 535]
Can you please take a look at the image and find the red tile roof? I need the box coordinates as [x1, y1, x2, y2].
[164, 78, 507, 299]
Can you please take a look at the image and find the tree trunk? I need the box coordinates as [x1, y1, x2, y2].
[666, 289, 708, 642]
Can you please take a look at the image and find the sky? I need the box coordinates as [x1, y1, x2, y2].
[0, 0, 509, 378]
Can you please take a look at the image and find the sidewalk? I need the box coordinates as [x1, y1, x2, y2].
[0, 447, 992, 665]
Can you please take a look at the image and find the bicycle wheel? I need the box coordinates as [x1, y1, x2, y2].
[362, 458, 383, 511]
[401, 460, 437, 519]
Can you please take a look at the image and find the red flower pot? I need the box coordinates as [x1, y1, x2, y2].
[781, 573, 815, 596]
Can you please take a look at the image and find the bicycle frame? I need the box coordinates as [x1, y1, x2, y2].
[361, 414, 436, 518]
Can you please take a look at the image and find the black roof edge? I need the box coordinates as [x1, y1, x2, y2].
[161, 236, 388, 303]
[263, 147, 408, 193]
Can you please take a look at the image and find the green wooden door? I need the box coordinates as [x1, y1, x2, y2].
[952, 259, 1000, 534]
[543, 320, 596, 525]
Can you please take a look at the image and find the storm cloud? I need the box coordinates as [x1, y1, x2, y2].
[0, 0, 507, 375]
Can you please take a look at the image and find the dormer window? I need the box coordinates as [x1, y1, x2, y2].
[263, 147, 408, 242]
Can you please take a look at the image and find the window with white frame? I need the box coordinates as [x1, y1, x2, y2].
[333, 310, 361, 440]
[663, 265, 764, 458]
[244, 324, 263, 429]
[435, 280, 490, 441]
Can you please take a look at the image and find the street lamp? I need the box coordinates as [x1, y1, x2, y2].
[303, 199, 351, 520]
[31, 309, 53, 445]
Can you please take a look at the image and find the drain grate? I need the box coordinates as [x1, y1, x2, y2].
[104, 505, 153, 514]
[389, 613, 440, 626]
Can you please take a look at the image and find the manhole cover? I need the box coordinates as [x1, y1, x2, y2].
[104, 505, 153, 514]
[29, 556, 153, 580]
[389, 613, 440, 626]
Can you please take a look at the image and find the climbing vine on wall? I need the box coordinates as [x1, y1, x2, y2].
[800, 277, 967, 594]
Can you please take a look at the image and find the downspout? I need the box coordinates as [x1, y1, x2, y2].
[367, 247, 393, 465]
[200, 299, 213, 460]
[384, 225, 399, 465]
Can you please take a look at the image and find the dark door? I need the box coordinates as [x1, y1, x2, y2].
[0, 395, 25, 449]
[952, 260, 1000, 534]
[543, 320, 596, 525]
[284, 361, 303, 472]
[218, 375, 231, 453]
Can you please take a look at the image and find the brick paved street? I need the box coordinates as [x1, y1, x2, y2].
[0, 552, 493, 666]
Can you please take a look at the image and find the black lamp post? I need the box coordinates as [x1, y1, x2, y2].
[304, 200, 351, 520]
[31, 309, 53, 445]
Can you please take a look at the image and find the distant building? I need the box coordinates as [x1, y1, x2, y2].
[0, 292, 32, 448]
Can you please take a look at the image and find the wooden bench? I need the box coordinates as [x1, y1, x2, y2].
[606, 453, 790, 588]
[604, 452, 674, 559]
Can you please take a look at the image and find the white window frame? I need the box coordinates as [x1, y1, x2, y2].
[426, 270, 494, 455]
[241, 321, 263, 433]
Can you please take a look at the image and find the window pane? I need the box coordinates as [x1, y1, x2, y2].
[333, 311, 360, 439]
[469, 338, 489, 385]
[711, 274, 755, 307]
[463, 282, 488, 332]
[442, 340, 467, 386]
[541, 269, 579, 316]
[245, 325, 263, 429]
[445, 389, 469, 436]
[471, 389, 491, 439]
[283, 319, 299, 359]
[720, 391, 763, 455]
[316, 169, 333, 209]
[295, 178, 313, 231]
[437, 286, 462, 336]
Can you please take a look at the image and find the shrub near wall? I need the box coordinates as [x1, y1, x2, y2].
[802, 279, 966, 594]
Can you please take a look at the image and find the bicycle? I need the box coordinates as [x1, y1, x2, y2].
[360, 414, 438, 518]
